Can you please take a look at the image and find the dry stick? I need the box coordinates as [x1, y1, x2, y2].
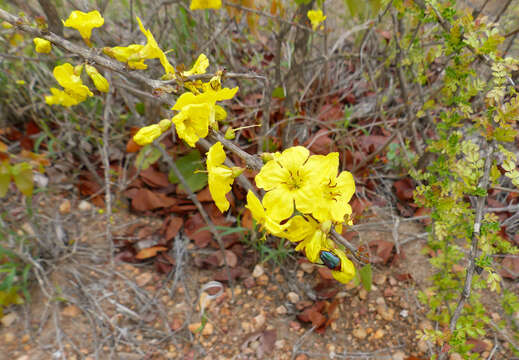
[36, 0, 63, 36]
[154, 144, 235, 299]
[101, 72, 114, 267]
[329, 229, 368, 265]
[446, 143, 494, 341]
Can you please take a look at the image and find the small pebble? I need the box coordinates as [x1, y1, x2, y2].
[252, 264, 265, 278]
[287, 292, 300, 304]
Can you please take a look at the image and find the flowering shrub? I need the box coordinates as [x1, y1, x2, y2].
[13, 7, 358, 284]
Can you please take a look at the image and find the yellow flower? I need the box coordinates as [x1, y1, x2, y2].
[85, 64, 109, 92]
[245, 191, 288, 236]
[307, 9, 326, 31]
[206, 142, 242, 212]
[53, 63, 93, 100]
[172, 87, 238, 129]
[255, 146, 327, 221]
[33, 37, 51, 53]
[135, 17, 175, 75]
[133, 124, 162, 146]
[45, 87, 82, 107]
[308, 153, 355, 223]
[283, 216, 330, 263]
[182, 54, 209, 76]
[103, 45, 148, 70]
[63, 10, 104, 45]
[320, 249, 355, 284]
[214, 105, 227, 121]
[172, 103, 212, 147]
[190, 0, 222, 10]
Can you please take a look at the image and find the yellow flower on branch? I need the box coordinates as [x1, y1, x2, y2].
[190, 0, 222, 10]
[63, 10, 104, 46]
[255, 146, 329, 221]
[53, 63, 93, 100]
[133, 124, 162, 146]
[307, 9, 326, 31]
[33, 37, 51, 53]
[136, 17, 175, 75]
[172, 86, 238, 130]
[45, 87, 82, 107]
[283, 216, 331, 263]
[172, 103, 213, 147]
[206, 142, 243, 212]
[85, 64, 109, 92]
[103, 45, 147, 70]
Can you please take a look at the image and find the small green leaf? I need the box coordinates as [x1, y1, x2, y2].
[359, 264, 372, 291]
[0, 161, 11, 197]
[10, 162, 33, 197]
[136, 144, 162, 170]
[168, 150, 208, 193]
[272, 87, 286, 99]
[135, 102, 145, 115]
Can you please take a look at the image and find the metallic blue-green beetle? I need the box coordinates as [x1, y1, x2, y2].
[319, 250, 341, 271]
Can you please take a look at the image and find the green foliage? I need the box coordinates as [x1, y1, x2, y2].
[0, 225, 31, 318]
[168, 149, 208, 193]
[399, 1, 519, 357]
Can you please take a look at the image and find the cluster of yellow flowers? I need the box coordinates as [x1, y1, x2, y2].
[38, 7, 355, 284]
[37, 10, 108, 107]
[246, 147, 356, 283]
[307, 9, 327, 31]
[45, 63, 109, 107]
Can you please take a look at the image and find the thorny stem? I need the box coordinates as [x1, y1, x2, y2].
[441, 143, 495, 358]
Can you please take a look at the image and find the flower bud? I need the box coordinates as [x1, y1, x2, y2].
[159, 119, 172, 132]
[33, 37, 51, 53]
[133, 124, 162, 145]
[85, 64, 109, 93]
[231, 167, 244, 178]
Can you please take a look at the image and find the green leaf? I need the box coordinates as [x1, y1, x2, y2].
[0, 161, 11, 197]
[135, 102, 145, 116]
[168, 150, 208, 193]
[10, 162, 33, 197]
[359, 264, 372, 291]
[135, 144, 162, 170]
[272, 87, 286, 99]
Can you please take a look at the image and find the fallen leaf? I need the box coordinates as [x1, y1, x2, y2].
[163, 216, 183, 242]
[130, 188, 177, 211]
[394, 178, 415, 201]
[184, 213, 212, 248]
[135, 246, 168, 260]
[500, 255, 519, 279]
[140, 167, 170, 188]
[369, 240, 394, 264]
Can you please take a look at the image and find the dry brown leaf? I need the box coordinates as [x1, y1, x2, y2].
[135, 246, 168, 260]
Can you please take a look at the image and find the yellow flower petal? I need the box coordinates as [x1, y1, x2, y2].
[190, 0, 222, 10]
[331, 249, 355, 284]
[85, 64, 109, 92]
[182, 54, 209, 76]
[136, 17, 175, 75]
[45, 87, 81, 107]
[172, 103, 212, 147]
[133, 124, 162, 145]
[63, 10, 104, 44]
[33, 37, 51, 53]
[103, 45, 148, 69]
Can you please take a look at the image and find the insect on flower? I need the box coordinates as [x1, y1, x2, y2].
[319, 250, 341, 271]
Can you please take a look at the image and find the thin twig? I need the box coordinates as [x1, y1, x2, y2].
[447, 143, 494, 338]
